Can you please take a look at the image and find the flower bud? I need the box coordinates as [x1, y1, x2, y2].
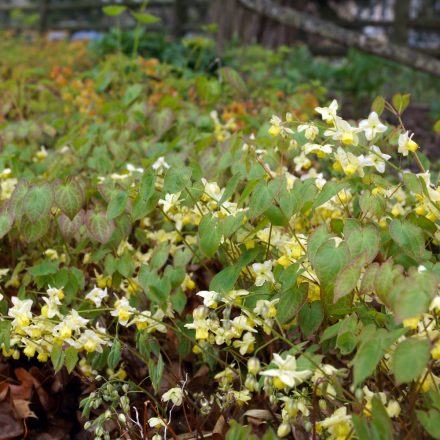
[285, 399, 298, 417]
[245, 375, 258, 392]
[355, 388, 364, 400]
[193, 305, 208, 320]
[247, 357, 261, 375]
[277, 422, 291, 438]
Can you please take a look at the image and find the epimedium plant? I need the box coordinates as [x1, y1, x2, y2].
[1, 38, 440, 440]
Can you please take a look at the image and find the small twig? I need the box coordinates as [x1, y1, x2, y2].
[130, 405, 144, 439]
[144, 400, 179, 440]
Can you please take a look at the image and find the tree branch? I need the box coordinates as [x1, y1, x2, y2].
[237, 0, 440, 77]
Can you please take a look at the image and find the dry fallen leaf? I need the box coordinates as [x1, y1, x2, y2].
[9, 368, 34, 401]
[29, 367, 54, 412]
[242, 409, 273, 421]
[13, 399, 37, 420]
[212, 414, 226, 440]
[0, 397, 24, 439]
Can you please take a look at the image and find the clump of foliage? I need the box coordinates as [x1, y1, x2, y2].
[92, 28, 440, 118]
[1, 34, 440, 440]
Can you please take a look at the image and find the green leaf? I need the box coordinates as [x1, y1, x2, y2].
[344, 220, 380, 264]
[336, 331, 357, 355]
[171, 287, 187, 313]
[210, 249, 258, 292]
[65, 346, 78, 374]
[195, 76, 221, 104]
[153, 109, 174, 138]
[392, 338, 430, 384]
[139, 170, 156, 202]
[117, 253, 135, 278]
[403, 172, 423, 195]
[261, 428, 278, 440]
[312, 181, 345, 210]
[219, 67, 248, 96]
[103, 5, 126, 16]
[392, 93, 410, 114]
[54, 180, 84, 220]
[131, 11, 160, 24]
[58, 210, 84, 240]
[51, 344, 65, 373]
[29, 260, 59, 276]
[0, 321, 12, 351]
[86, 211, 115, 244]
[307, 225, 331, 266]
[163, 167, 192, 194]
[360, 263, 379, 295]
[0, 209, 13, 239]
[289, 178, 317, 215]
[264, 205, 286, 226]
[107, 191, 128, 220]
[210, 265, 241, 292]
[334, 253, 367, 302]
[21, 216, 50, 242]
[276, 283, 308, 324]
[321, 321, 343, 342]
[173, 247, 192, 267]
[374, 259, 404, 304]
[226, 420, 256, 440]
[389, 219, 428, 261]
[311, 239, 350, 307]
[148, 276, 171, 305]
[352, 328, 401, 387]
[353, 337, 384, 387]
[335, 314, 359, 355]
[8, 179, 29, 220]
[122, 84, 143, 107]
[24, 183, 53, 223]
[359, 190, 385, 218]
[417, 410, 440, 439]
[389, 271, 437, 321]
[108, 339, 122, 370]
[371, 96, 385, 116]
[222, 212, 246, 238]
[249, 182, 273, 219]
[132, 192, 159, 220]
[298, 301, 324, 337]
[219, 173, 241, 205]
[150, 243, 170, 271]
[148, 354, 164, 393]
[199, 215, 222, 257]
[371, 396, 393, 440]
[352, 415, 371, 440]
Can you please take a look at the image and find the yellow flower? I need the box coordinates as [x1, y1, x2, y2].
[419, 372, 439, 393]
[403, 316, 420, 329]
[277, 255, 291, 268]
[431, 341, 440, 360]
[308, 284, 321, 302]
[398, 131, 419, 156]
[268, 124, 282, 137]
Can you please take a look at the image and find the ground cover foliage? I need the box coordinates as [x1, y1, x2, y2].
[1, 34, 440, 439]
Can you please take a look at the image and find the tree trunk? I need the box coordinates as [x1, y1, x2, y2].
[392, 0, 409, 45]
